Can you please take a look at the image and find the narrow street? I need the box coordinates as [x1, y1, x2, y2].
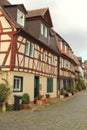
[0, 91, 87, 130]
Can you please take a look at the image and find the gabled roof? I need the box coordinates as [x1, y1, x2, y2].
[4, 4, 27, 14]
[0, 0, 10, 6]
[27, 8, 48, 17]
[26, 8, 53, 27]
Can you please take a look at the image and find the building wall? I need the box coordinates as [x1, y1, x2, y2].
[0, 71, 57, 104]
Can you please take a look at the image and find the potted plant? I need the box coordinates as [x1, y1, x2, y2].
[36, 94, 43, 105]
[21, 93, 30, 109]
[44, 93, 50, 103]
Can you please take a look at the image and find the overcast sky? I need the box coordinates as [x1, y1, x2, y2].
[9, 0, 87, 61]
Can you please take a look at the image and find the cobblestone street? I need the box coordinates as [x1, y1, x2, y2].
[0, 91, 87, 130]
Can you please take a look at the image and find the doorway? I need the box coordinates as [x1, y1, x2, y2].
[34, 76, 39, 99]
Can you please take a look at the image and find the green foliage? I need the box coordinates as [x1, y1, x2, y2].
[35, 94, 44, 101]
[6, 103, 14, 111]
[22, 93, 30, 104]
[0, 105, 2, 111]
[60, 88, 64, 95]
[0, 83, 10, 105]
[76, 76, 86, 91]
[84, 60, 87, 64]
[70, 88, 74, 95]
[45, 93, 50, 98]
[66, 87, 74, 95]
[76, 85, 82, 91]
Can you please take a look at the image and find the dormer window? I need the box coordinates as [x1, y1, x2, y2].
[60, 41, 63, 50]
[65, 45, 67, 52]
[40, 23, 48, 38]
[44, 26, 47, 38]
[17, 9, 25, 27]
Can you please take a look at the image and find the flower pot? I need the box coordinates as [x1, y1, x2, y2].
[23, 104, 29, 109]
[36, 100, 42, 105]
[44, 98, 50, 104]
[60, 95, 64, 99]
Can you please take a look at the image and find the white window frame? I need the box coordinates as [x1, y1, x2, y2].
[14, 76, 22, 92]
[25, 41, 30, 56]
[61, 58, 64, 67]
[65, 45, 67, 52]
[44, 26, 47, 38]
[41, 23, 44, 35]
[60, 41, 63, 50]
[30, 43, 34, 58]
[25, 41, 34, 58]
[51, 55, 55, 65]
[17, 9, 25, 27]
[41, 23, 48, 38]
[42, 51, 46, 62]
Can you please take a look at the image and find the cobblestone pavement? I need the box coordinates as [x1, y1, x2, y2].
[0, 91, 87, 130]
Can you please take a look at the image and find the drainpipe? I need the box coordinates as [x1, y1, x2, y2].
[10, 29, 21, 70]
[57, 56, 60, 97]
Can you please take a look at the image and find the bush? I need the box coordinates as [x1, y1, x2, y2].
[45, 93, 50, 98]
[6, 103, 14, 111]
[0, 83, 10, 105]
[60, 88, 64, 95]
[21, 93, 30, 104]
[76, 85, 82, 91]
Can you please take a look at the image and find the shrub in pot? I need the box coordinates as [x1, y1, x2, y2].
[21, 93, 30, 109]
[44, 93, 50, 103]
[35, 94, 43, 105]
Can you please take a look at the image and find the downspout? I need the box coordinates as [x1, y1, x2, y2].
[57, 56, 60, 97]
[10, 29, 21, 71]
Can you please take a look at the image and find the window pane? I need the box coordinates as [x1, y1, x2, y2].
[51, 55, 54, 65]
[44, 26, 47, 38]
[25, 41, 30, 56]
[17, 79, 20, 89]
[47, 78, 53, 92]
[41, 23, 43, 35]
[42, 51, 46, 62]
[13, 76, 23, 92]
[60, 41, 62, 49]
[30, 43, 34, 57]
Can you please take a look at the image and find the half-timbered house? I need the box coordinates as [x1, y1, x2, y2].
[55, 33, 80, 90]
[0, 1, 60, 104]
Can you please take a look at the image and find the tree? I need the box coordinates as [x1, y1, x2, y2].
[0, 79, 10, 105]
[84, 60, 87, 64]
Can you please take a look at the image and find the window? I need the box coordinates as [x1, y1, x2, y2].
[47, 78, 53, 92]
[25, 41, 30, 56]
[42, 51, 46, 62]
[60, 41, 63, 50]
[65, 45, 67, 52]
[30, 43, 34, 57]
[17, 9, 25, 27]
[40, 23, 48, 38]
[25, 41, 34, 58]
[44, 26, 47, 38]
[13, 76, 23, 92]
[61, 58, 64, 67]
[41, 23, 44, 35]
[51, 55, 55, 65]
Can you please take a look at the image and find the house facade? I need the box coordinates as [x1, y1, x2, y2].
[55, 33, 80, 90]
[0, 1, 60, 104]
[82, 63, 87, 86]
[0, 0, 82, 105]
